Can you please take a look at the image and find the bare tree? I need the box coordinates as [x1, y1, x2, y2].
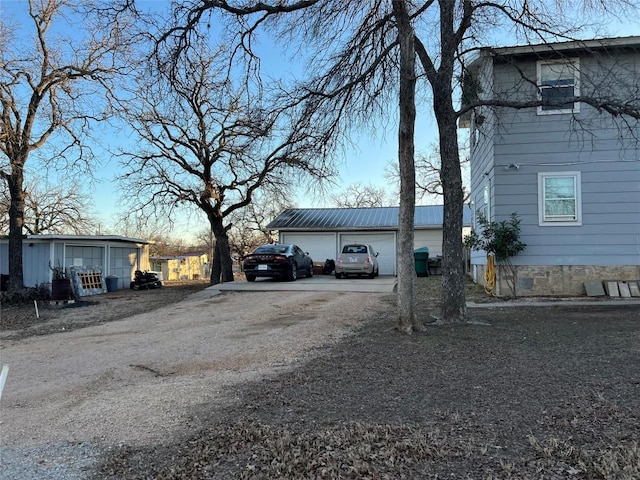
[0, 177, 98, 235]
[143, 0, 640, 326]
[227, 191, 290, 258]
[117, 41, 331, 285]
[387, 144, 470, 204]
[0, 0, 130, 290]
[390, 0, 417, 330]
[193, 228, 216, 269]
[146, 234, 191, 258]
[330, 182, 393, 208]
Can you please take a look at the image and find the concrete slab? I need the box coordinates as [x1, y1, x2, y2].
[214, 275, 397, 294]
[584, 280, 605, 297]
[618, 282, 632, 298]
[629, 282, 640, 297]
[604, 281, 620, 297]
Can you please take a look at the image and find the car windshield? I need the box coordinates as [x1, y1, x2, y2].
[253, 245, 289, 255]
[342, 245, 368, 254]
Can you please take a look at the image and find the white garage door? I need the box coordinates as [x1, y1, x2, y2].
[414, 229, 443, 256]
[280, 232, 337, 265]
[339, 233, 396, 275]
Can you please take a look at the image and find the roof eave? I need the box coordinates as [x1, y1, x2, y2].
[25, 234, 150, 244]
[489, 35, 640, 59]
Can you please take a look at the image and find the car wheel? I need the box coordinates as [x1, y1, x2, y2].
[369, 270, 375, 279]
[157, 282, 163, 288]
[288, 263, 297, 281]
[335, 272, 342, 279]
[132, 283, 140, 291]
[246, 275, 256, 282]
[307, 264, 314, 278]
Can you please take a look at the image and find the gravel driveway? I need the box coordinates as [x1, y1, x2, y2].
[2, 278, 638, 479]
[0, 287, 390, 479]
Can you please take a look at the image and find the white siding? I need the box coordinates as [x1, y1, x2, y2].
[413, 230, 444, 256]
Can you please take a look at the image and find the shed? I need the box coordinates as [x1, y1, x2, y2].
[0, 234, 151, 291]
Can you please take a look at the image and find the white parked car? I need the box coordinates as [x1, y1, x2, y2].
[335, 244, 379, 279]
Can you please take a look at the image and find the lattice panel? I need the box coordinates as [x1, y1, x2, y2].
[69, 266, 107, 297]
[78, 273, 103, 290]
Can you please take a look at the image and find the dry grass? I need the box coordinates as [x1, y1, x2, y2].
[95, 276, 640, 479]
[0, 280, 209, 339]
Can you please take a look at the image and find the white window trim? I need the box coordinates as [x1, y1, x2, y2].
[536, 58, 580, 115]
[537, 171, 582, 226]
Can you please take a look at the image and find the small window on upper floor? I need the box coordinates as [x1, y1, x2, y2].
[538, 172, 582, 226]
[537, 59, 580, 115]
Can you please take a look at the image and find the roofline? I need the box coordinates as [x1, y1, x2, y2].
[460, 35, 640, 127]
[466, 35, 640, 71]
[272, 205, 447, 211]
[23, 234, 150, 244]
[487, 36, 640, 58]
[150, 253, 209, 260]
[273, 226, 455, 232]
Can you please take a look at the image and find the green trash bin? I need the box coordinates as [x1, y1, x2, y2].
[414, 247, 430, 277]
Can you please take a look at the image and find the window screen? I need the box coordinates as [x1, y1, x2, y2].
[538, 59, 579, 113]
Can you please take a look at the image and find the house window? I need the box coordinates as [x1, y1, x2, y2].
[475, 183, 490, 225]
[538, 172, 582, 225]
[537, 59, 580, 114]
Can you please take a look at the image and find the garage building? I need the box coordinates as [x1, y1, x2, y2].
[266, 206, 472, 276]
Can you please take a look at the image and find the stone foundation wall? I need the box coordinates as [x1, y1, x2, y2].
[473, 264, 640, 297]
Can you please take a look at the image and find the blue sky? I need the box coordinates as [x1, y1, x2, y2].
[3, 1, 638, 241]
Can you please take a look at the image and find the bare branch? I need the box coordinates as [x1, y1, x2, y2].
[117, 38, 333, 284]
[0, 0, 133, 290]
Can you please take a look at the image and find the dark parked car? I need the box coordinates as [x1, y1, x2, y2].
[242, 244, 314, 282]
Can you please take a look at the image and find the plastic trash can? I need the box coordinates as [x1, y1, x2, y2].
[105, 275, 118, 292]
[414, 247, 430, 277]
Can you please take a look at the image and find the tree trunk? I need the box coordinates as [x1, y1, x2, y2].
[210, 219, 235, 284]
[393, 0, 421, 332]
[211, 241, 222, 285]
[7, 165, 26, 291]
[433, 81, 468, 323]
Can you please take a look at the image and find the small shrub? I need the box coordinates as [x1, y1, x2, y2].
[465, 212, 526, 297]
[0, 286, 47, 306]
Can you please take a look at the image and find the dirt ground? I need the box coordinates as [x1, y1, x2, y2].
[1, 277, 639, 479]
[0, 280, 211, 340]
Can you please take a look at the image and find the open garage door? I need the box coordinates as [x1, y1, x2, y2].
[280, 233, 337, 265]
[339, 233, 396, 275]
[414, 230, 443, 256]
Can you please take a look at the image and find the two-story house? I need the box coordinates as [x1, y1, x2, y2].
[462, 36, 640, 296]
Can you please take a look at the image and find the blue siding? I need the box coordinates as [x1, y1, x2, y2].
[467, 44, 640, 268]
[24, 243, 51, 288]
[0, 237, 148, 289]
[110, 247, 138, 289]
[0, 243, 6, 275]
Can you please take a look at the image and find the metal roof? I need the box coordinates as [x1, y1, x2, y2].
[21, 234, 150, 244]
[266, 206, 472, 231]
[487, 36, 640, 59]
